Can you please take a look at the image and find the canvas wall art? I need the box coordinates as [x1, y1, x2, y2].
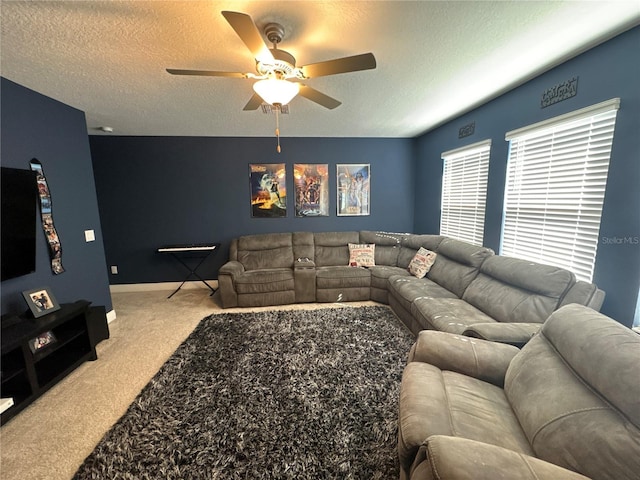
[293, 164, 329, 217]
[337, 164, 370, 216]
[249, 163, 287, 218]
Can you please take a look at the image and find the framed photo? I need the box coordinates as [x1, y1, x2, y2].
[337, 164, 370, 216]
[28, 331, 57, 354]
[22, 286, 61, 318]
[294, 164, 329, 217]
[249, 163, 287, 218]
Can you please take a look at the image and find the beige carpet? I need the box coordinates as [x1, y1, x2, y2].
[0, 286, 378, 480]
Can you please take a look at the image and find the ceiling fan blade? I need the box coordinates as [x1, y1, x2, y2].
[243, 93, 264, 111]
[221, 11, 274, 63]
[166, 69, 247, 78]
[299, 53, 376, 79]
[298, 85, 342, 110]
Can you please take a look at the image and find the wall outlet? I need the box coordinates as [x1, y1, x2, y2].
[110, 265, 118, 275]
[84, 229, 95, 242]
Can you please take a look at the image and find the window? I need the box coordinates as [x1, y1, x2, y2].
[440, 140, 491, 246]
[502, 98, 620, 282]
[634, 288, 640, 330]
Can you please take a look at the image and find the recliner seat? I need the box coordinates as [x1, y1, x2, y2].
[398, 304, 640, 480]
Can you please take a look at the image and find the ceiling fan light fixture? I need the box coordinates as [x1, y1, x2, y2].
[253, 78, 300, 106]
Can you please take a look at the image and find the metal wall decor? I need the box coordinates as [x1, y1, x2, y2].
[541, 76, 578, 108]
[458, 122, 475, 139]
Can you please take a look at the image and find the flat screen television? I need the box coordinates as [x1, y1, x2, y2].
[1, 167, 38, 281]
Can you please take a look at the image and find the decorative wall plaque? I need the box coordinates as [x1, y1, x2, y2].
[458, 122, 475, 139]
[541, 76, 578, 108]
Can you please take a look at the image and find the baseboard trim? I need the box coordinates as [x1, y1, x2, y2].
[109, 280, 219, 294]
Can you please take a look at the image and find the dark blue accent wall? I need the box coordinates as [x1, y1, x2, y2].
[89, 136, 414, 284]
[1, 78, 112, 315]
[413, 26, 640, 326]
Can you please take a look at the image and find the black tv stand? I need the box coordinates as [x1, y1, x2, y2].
[0, 300, 108, 425]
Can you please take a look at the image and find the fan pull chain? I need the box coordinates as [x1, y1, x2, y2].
[275, 105, 281, 153]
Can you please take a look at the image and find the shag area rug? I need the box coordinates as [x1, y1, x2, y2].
[73, 306, 414, 479]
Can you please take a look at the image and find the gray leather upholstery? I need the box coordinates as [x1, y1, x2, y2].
[400, 304, 640, 480]
[218, 231, 605, 348]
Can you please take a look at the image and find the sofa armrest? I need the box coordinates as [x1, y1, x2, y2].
[462, 322, 542, 348]
[410, 436, 590, 480]
[407, 331, 519, 387]
[217, 261, 245, 308]
[218, 260, 245, 277]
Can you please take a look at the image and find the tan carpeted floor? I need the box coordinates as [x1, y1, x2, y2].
[0, 286, 377, 480]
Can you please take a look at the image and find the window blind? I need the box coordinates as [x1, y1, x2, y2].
[501, 98, 620, 282]
[440, 140, 491, 246]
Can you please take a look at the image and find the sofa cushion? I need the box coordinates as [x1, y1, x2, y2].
[398, 235, 445, 268]
[316, 266, 371, 289]
[426, 238, 494, 298]
[316, 289, 370, 303]
[411, 436, 591, 480]
[233, 268, 295, 294]
[292, 231, 315, 262]
[408, 247, 437, 278]
[237, 233, 293, 270]
[504, 304, 640, 480]
[315, 266, 371, 302]
[369, 266, 410, 289]
[314, 231, 360, 267]
[369, 266, 410, 303]
[368, 266, 409, 304]
[388, 276, 458, 314]
[238, 290, 296, 308]
[407, 331, 519, 388]
[411, 297, 496, 333]
[359, 231, 406, 266]
[462, 256, 575, 324]
[560, 280, 605, 310]
[398, 362, 534, 472]
[348, 243, 376, 267]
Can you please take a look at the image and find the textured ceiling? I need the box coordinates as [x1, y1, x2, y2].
[1, 1, 639, 138]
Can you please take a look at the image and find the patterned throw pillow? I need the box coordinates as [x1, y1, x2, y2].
[408, 247, 437, 278]
[348, 243, 376, 267]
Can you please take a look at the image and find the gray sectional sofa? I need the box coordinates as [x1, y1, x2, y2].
[398, 303, 640, 480]
[218, 231, 604, 346]
[218, 231, 638, 479]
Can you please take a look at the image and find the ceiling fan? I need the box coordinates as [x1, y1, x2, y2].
[166, 11, 377, 111]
